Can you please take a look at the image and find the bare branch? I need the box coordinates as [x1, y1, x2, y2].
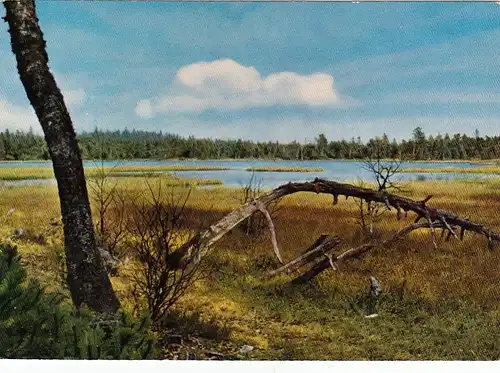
[291, 221, 446, 284]
[256, 201, 283, 264]
[439, 216, 458, 239]
[266, 235, 342, 278]
[425, 211, 438, 249]
[170, 178, 500, 269]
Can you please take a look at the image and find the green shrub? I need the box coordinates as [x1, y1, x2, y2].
[0, 243, 157, 359]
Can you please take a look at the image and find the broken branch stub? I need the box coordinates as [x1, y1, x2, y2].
[290, 221, 446, 284]
[266, 235, 342, 278]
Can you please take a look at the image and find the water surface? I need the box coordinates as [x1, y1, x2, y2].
[0, 160, 495, 189]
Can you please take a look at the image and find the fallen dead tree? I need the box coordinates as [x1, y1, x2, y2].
[266, 235, 343, 278]
[289, 221, 444, 284]
[169, 178, 500, 271]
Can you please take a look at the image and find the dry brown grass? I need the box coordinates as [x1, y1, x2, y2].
[2, 177, 499, 359]
[402, 166, 500, 174]
[246, 167, 325, 172]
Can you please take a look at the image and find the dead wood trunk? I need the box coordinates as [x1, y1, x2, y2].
[291, 259, 335, 285]
[266, 235, 342, 278]
[3, 0, 119, 313]
[171, 178, 499, 270]
[291, 222, 444, 283]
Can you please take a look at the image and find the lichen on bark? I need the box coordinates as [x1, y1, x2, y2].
[3, 0, 119, 313]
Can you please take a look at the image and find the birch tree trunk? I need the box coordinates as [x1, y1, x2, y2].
[3, 0, 119, 313]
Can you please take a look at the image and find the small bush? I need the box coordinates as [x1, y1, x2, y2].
[124, 179, 209, 323]
[0, 243, 157, 359]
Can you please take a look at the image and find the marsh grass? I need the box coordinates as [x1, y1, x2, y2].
[402, 166, 500, 174]
[0, 165, 230, 181]
[246, 167, 324, 173]
[1, 176, 499, 359]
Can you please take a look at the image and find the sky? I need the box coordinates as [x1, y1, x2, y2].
[0, 1, 500, 142]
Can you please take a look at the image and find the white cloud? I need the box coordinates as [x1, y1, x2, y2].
[135, 59, 346, 117]
[0, 99, 38, 132]
[63, 88, 86, 107]
[0, 86, 86, 133]
[135, 99, 154, 118]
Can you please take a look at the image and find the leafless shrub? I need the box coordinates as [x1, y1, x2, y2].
[88, 161, 130, 259]
[361, 157, 404, 193]
[124, 178, 208, 323]
[356, 156, 406, 237]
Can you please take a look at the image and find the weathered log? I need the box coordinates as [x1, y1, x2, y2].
[301, 234, 330, 255]
[170, 178, 500, 269]
[291, 221, 446, 284]
[266, 235, 342, 278]
[291, 258, 334, 284]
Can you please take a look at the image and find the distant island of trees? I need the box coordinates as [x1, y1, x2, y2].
[0, 127, 498, 161]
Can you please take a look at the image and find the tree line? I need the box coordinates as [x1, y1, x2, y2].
[0, 126, 499, 161]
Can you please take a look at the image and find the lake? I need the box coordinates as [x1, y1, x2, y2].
[0, 159, 496, 189]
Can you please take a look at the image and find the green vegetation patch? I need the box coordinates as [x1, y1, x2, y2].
[0, 243, 157, 359]
[246, 166, 324, 173]
[0, 166, 225, 185]
[402, 166, 500, 174]
[107, 165, 231, 172]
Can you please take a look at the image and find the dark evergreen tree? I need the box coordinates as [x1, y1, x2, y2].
[0, 243, 156, 359]
[1, 127, 500, 162]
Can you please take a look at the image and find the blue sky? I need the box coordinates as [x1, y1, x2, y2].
[1, 1, 500, 142]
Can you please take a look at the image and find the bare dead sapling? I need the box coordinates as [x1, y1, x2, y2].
[356, 156, 405, 237]
[87, 163, 133, 276]
[86, 132, 130, 255]
[124, 178, 209, 323]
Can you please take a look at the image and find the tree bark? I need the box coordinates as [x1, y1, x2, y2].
[3, 0, 119, 313]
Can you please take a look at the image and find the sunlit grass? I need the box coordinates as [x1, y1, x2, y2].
[0, 167, 224, 185]
[402, 166, 500, 174]
[246, 166, 324, 172]
[0, 165, 231, 180]
[1, 176, 499, 359]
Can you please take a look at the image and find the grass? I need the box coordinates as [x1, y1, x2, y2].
[0, 165, 231, 181]
[109, 165, 231, 172]
[246, 167, 324, 173]
[1, 176, 499, 359]
[402, 166, 500, 174]
[103, 173, 223, 186]
[0, 166, 227, 185]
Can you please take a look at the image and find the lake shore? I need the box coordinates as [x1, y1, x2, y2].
[246, 166, 325, 172]
[1, 160, 499, 187]
[1, 158, 497, 164]
[402, 166, 500, 174]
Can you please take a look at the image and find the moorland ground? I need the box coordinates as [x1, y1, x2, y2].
[1, 170, 499, 360]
